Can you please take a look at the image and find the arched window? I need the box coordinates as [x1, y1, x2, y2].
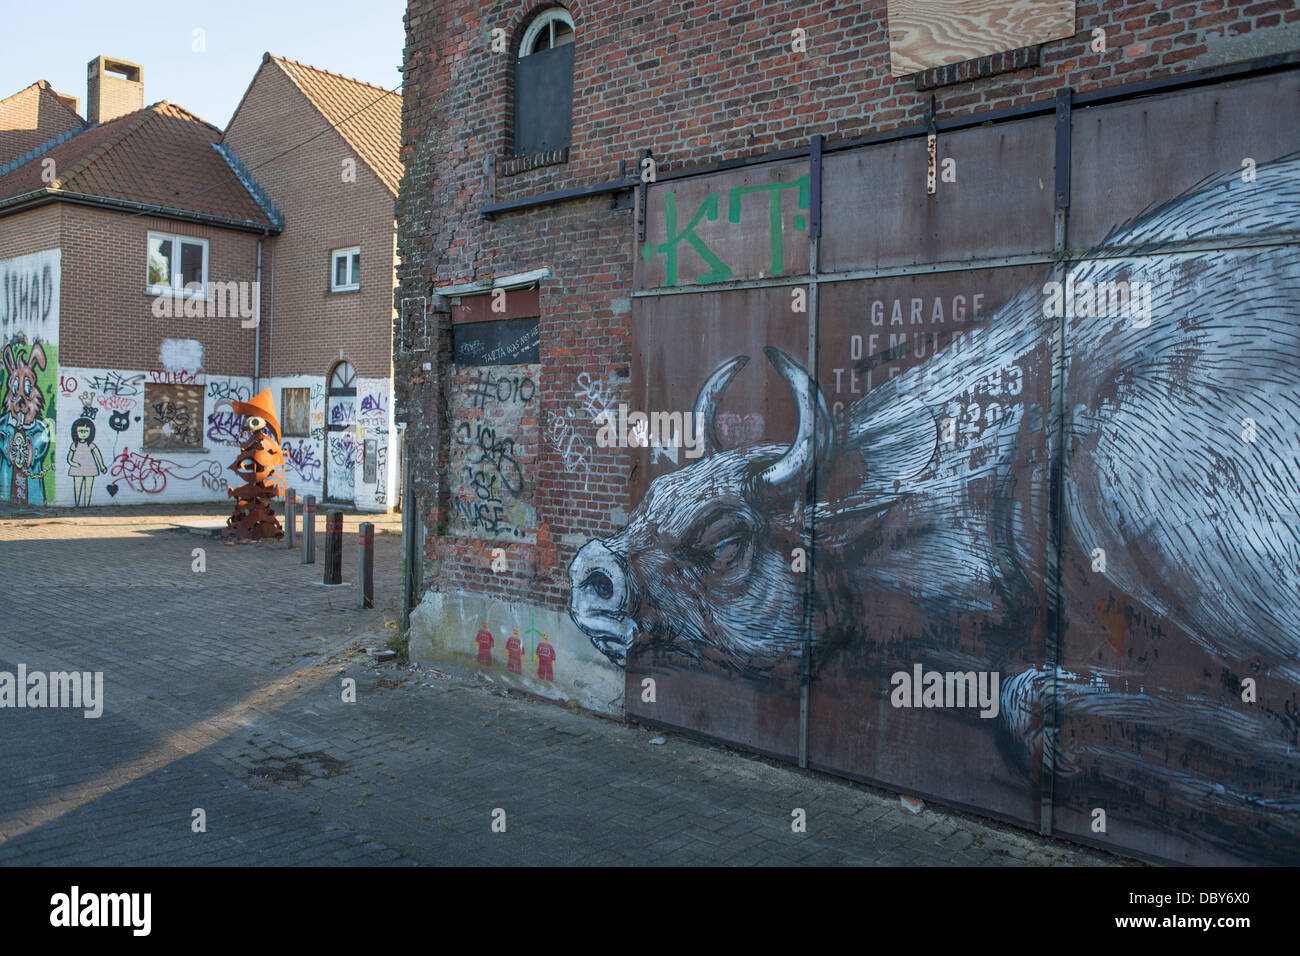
[514, 7, 574, 158]
[519, 8, 573, 55]
[329, 361, 356, 390]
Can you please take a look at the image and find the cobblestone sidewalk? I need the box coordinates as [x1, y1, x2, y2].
[0, 507, 1130, 866]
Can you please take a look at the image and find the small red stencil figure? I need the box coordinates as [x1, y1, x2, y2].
[474, 621, 494, 667]
[506, 628, 523, 675]
[536, 632, 556, 681]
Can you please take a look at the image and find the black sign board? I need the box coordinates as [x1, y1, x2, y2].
[452, 316, 540, 366]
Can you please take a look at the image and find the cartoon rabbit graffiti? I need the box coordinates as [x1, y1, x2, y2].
[1, 340, 54, 505]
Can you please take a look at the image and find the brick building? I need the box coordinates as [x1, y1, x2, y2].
[395, 1, 1300, 865]
[0, 53, 401, 510]
[225, 55, 403, 511]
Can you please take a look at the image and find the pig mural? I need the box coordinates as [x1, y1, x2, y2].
[1, 340, 54, 505]
[569, 155, 1300, 861]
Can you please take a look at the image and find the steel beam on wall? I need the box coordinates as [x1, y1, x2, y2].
[1040, 86, 1073, 837]
[798, 134, 825, 768]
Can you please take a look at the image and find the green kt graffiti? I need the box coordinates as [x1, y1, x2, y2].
[641, 174, 811, 286]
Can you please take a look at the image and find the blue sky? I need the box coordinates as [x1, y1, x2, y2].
[2, 0, 407, 129]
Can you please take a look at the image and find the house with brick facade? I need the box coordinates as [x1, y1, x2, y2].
[395, 0, 1300, 866]
[0, 53, 401, 511]
[225, 54, 403, 512]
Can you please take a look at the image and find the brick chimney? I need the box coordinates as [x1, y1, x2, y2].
[87, 56, 143, 124]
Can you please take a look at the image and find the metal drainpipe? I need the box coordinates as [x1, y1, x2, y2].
[267, 242, 275, 384]
[253, 237, 263, 390]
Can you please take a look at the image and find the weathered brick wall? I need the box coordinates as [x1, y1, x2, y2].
[397, 0, 1299, 615]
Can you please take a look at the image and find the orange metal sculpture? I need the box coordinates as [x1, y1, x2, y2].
[222, 388, 286, 540]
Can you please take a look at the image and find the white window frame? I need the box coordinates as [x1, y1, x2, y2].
[519, 8, 574, 58]
[332, 246, 361, 292]
[146, 231, 209, 298]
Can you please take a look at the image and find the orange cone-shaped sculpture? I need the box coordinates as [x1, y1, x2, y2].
[222, 388, 286, 539]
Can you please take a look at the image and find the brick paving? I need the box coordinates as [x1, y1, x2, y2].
[0, 504, 1131, 866]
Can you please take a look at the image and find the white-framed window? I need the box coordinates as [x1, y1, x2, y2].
[147, 232, 208, 297]
[519, 8, 574, 58]
[332, 246, 361, 292]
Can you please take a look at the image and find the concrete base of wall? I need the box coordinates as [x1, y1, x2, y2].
[408, 589, 625, 716]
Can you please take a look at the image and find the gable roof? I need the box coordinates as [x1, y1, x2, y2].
[0, 101, 279, 231]
[0, 80, 88, 165]
[264, 55, 402, 196]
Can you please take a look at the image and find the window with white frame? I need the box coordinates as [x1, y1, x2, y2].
[519, 8, 574, 55]
[332, 247, 361, 292]
[147, 232, 208, 297]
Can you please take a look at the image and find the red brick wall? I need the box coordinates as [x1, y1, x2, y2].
[397, 0, 1299, 608]
[224, 58, 397, 383]
[0, 205, 61, 265]
[0, 83, 85, 166]
[56, 205, 261, 375]
[0, 202, 261, 375]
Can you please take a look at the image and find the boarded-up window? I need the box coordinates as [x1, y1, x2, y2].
[142, 383, 204, 450]
[514, 9, 574, 157]
[282, 387, 311, 437]
[887, 0, 1075, 76]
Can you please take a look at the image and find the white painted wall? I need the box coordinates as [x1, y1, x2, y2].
[55, 366, 253, 507]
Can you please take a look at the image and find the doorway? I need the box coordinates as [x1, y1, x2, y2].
[325, 361, 357, 503]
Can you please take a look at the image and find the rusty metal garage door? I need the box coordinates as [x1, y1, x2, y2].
[600, 67, 1300, 865]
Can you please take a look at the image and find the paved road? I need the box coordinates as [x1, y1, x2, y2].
[0, 506, 1128, 866]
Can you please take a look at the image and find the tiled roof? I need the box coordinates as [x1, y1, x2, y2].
[269, 55, 403, 196]
[0, 80, 87, 165]
[0, 101, 277, 228]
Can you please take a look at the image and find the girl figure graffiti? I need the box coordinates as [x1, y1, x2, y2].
[66, 416, 107, 506]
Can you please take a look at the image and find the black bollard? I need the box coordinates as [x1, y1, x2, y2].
[302, 494, 316, 564]
[358, 521, 374, 609]
[324, 510, 343, 585]
[285, 489, 296, 549]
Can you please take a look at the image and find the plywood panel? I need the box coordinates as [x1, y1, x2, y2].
[887, 0, 1075, 76]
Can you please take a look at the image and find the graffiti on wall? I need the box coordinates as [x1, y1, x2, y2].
[471, 618, 555, 680]
[2, 338, 57, 505]
[145, 387, 203, 448]
[450, 364, 537, 541]
[638, 172, 811, 287]
[55, 366, 248, 505]
[1, 249, 60, 505]
[65, 393, 109, 506]
[282, 438, 323, 484]
[325, 393, 355, 501]
[570, 156, 1300, 863]
[374, 441, 388, 505]
[61, 369, 139, 506]
[108, 446, 224, 495]
[544, 372, 616, 492]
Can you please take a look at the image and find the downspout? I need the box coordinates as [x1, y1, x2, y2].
[253, 237, 263, 390]
[267, 241, 275, 386]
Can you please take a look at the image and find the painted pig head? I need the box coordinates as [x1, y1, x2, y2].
[3, 342, 47, 426]
[569, 347, 832, 674]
